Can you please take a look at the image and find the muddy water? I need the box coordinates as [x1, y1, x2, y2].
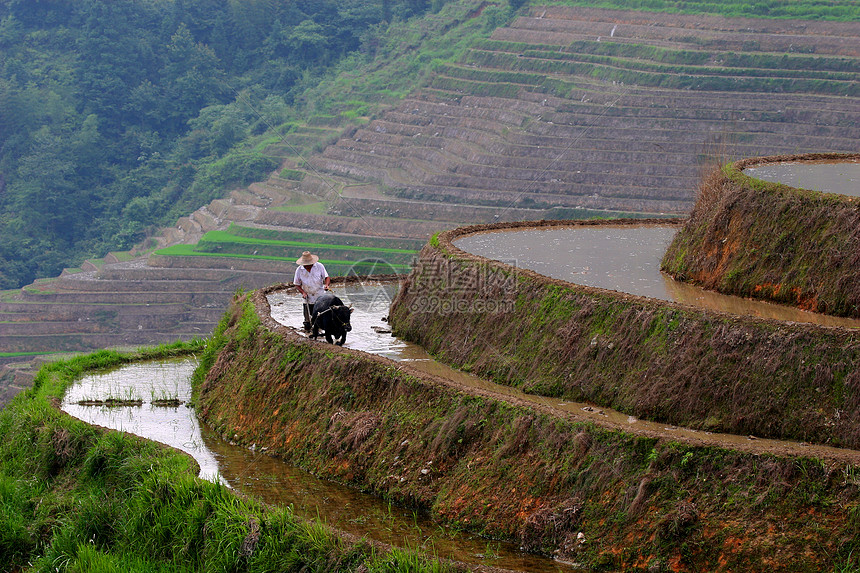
[62, 281, 860, 570]
[744, 160, 860, 197]
[62, 355, 579, 572]
[454, 225, 860, 329]
[62, 359, 223, 483]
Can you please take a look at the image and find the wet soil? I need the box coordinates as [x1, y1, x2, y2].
[61, 356, 580, 572]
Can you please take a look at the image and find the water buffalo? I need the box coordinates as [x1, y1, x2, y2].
[310, 293, 353, 345]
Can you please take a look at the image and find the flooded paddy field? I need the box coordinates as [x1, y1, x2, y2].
[60, 189, 860, 569]
[454, 224, 860, 329]
[744, 159, 860, 197]
[268, 283, 860, 460]
[61, 272, 860, 570]
[61, 354, 581, 572]
[61, 283, 860, 568]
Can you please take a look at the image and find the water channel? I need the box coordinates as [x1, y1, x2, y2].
[61, 312, 581, 572]
[61, 278, 860, 571]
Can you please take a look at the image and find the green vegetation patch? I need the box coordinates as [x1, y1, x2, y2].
[271, 201, 329, 214]
[0, 351, 57, 358]
[477, 39, 860, 73]
[279, 168, 306, 181]
[227, 224, 425, 251]
[152, 244, 412, 275]
[467, 47, 858, 88]
[196, 230, 419, 256]
[459, 49, 857, 96]
[154, 226, 419, 271]
[0, 339, 459, 572]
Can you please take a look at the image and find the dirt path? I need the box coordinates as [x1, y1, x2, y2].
[264, 281, 860, 466]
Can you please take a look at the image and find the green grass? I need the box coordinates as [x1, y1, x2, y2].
[152, 245, 412, 274]
[279, 168, 305, 181]
[197, 230, 419, 256]
[465, 48, 858, 88]
[446, 53, 857, 96]
[272, 201, 329, 214]
[109, 251, 139, 263]
[0, 351, 60, 358]
[476, 39, 860, 73]
[154, 226, 420, 270]
[0, 341, 457, 572]
[226, 224, 425, 251]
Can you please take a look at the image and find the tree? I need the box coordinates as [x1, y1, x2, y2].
[161, 23, 226, 129]
[287, 19, 331, 66]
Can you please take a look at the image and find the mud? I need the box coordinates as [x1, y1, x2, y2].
[61, 357, 576, 572]
[270, 283, 860, 463]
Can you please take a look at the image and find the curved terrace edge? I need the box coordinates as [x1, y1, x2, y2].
[389, 217, 860, 448]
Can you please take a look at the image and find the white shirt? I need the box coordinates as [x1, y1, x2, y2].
[293, 262, 329, 303]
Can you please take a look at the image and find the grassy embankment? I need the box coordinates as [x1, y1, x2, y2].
[0, 341, 457, 573]
[388, 218, 860, 448]
[195, 287, 860, 571]
[662, 153, 860, 318]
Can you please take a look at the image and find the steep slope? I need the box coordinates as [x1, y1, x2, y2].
[302, 6, 858, 215]
[194, 283, 860, 571]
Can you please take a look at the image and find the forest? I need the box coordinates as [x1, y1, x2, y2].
[0, 0, 856, 290]
[0, 0, 447, 289]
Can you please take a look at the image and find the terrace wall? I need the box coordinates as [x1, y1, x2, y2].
[197, 286, 860, 571]
[662, 153, 860, 318]
[388, 218, 860, 448]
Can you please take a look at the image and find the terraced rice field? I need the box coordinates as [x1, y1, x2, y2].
[1, 5, 857, 399]
[308, 6, 858, 214]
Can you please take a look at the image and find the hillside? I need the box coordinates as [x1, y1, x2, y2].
[1, 1, 858, 399]
[299, 5, 858, 216]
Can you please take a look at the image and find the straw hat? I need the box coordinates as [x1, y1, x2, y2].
[296, 251, 319, 265]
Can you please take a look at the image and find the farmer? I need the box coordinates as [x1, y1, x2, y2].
[293, 251, 330, 331]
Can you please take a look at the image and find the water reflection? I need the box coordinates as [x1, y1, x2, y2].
[62, 359, 223, 482]
[60, 279, 860, 572]
[204, 425, 575, 571]
[454, 225, 860, 329]
[744, 160, 860, 197]
[457, 225, 677, 299]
